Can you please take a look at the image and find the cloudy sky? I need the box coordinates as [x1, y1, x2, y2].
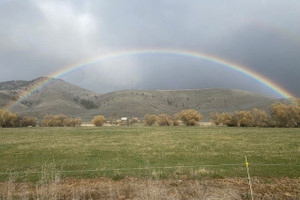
[0, 0, 299, 98]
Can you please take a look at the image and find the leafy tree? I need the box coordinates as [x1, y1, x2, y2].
[210, 112, 221, 125]
[143, 114, 158, 126]
[270, 102, 300, 127]
[43, 114, 78, 127]
[157, 114, 173, 126]
[21, 116, 37, 127]
[173, 113, 181, 126]
[219, 112, 235, 127]
[0, 109, 37, 127]
[180, 109, 202, 126]
[0, 110, 18, 127]
[251, 108, 270, 127]
[233, 111, 254, 127]
[92, 115, 106, 126]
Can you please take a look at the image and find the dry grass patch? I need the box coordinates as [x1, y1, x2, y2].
[0, 176, 299, 199]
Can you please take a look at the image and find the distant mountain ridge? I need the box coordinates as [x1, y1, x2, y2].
[0, 77, 283, 121]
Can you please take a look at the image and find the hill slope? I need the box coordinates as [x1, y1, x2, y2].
[0, 78, 280, 121]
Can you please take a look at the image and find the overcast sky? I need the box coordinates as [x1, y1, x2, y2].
[0, 0, 299, 98]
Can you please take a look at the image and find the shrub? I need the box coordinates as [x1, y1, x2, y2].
[173, 113, 180, 126]
[92, 115, 106, 126]
[233, 111, 254, 127]
[42, 114, 78, 127]
[212, 108, 271, 127]
[251, 108, 270, 127]
[180, 109, 202, 126]
[270, 102, 300, 127]
[0, 109, 37, 127]
[143, 115, 158, 126]
[0, 110, 18, 127]
[219, 113, 235, 127]
[74, 117, 82, 127]
[21, 116, 37, 127]
[129, 118, 139, 125]
[157, 114, 173, 126]
[210, 112, 221, 125]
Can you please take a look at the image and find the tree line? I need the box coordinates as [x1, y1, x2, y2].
[211, 101, 300, 128]
[0, 110, 81, 128]
[0, 109, 37, 127]
[90, 109, 202, 127]
[1, 101, 300, 128]
[143, 109, 202, 126]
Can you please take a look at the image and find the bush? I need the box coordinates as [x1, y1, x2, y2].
[92, 115, 106, 126]
[20, 116, 37, 127]
[212, 108, 271, 127]
[0, 110, 18, 127]
[42, 114, 78, 127]
[143, 115, 158, 126]
[180, 109, 202, 126]
[74, 117, 82, 127]
[219, 112, 235, 126]
[233, 111, 254, 127]
[0, 109, 37, 127]
[210, 112, 221, 125]
[251, 108, 270, 127]
[129, 118, 139, 125]
[270, 102, 300, 127]
[173, 113, 180, 126]
[157, 114, 173, 126]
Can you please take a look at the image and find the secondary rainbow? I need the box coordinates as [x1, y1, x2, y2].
[6, 49, 295, 110]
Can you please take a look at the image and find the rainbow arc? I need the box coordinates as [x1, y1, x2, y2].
[6, 49, 295, 110]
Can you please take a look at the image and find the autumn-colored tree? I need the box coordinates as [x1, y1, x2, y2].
[157, 114, 173, 126]
[251, 108, 270, 127]
[233, 111, 254, 127]
[180, 109, 202, 126]
[0, 110, 19, 127]
[63, 118, 76, 127]
[143, 114, 158, 126]
[74, 117, 82, 127]
[91, 115, 106, 126]
[215, 110, 268, 127]
[210, 112, 221, 125]
[43, 114, 78, 127]
[219, 113, 235, 127]
[21, 116, 37, 127]
[129, 118, 139, 125]
[173, 113, 181, 126]
[0, 109, 39, 127]
[270, 102, 300, 127]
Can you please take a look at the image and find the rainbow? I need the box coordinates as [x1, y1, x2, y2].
[6, 49, 295, 110]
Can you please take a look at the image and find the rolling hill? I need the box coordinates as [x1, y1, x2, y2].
[0, 77, 282, 121]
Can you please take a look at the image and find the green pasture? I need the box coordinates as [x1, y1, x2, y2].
[0, 126, 299, 181]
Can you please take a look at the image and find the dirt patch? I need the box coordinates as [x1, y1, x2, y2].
[0, 177, 299, 199]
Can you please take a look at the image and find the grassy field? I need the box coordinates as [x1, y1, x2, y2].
[0, 126, 299, 182]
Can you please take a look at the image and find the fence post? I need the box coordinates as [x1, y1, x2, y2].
[245, 156, 254, 200]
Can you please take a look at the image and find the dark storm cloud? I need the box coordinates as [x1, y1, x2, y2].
[0, 0, 300, 98]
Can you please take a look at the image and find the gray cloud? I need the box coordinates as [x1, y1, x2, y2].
[0, 0, 299, 98]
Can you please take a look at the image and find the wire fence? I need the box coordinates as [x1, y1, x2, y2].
[1, 158, 300, 199]
[0, 162, 299, 175]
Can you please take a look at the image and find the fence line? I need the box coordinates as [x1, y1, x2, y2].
[252, 163, 300, 167]
[0, 162, 299, 175]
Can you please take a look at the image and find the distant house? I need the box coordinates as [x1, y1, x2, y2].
[121, 117, 128, 121]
